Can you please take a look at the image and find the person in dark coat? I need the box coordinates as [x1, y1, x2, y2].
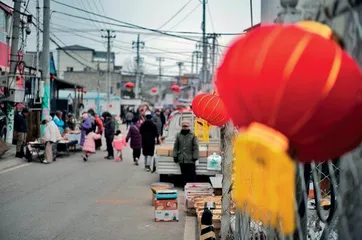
[102, 112, 115, 159]
[160, 110, 166, 136]
[140, 111, 159, 171]
[153, 109, 162, 139]
[173, 120, 199, 185]
[14, 108, 29, 158]
[126, 117, 142, 165]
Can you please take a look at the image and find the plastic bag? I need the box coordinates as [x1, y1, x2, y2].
[207, 153, 222, 171]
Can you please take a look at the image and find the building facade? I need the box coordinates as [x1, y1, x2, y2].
[56, 45, 116, 79]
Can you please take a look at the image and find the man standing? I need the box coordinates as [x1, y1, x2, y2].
[103, 112, 115, 160]
[173, 120, 199, 185]
[140, 111, 159, 171]
[14, 108, 29, 158]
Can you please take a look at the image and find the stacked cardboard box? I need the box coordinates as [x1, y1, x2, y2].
[156, 144, 221, 158]
[194, 196, 236, 239]
[154, 190, 179, 222]
[184, 183, 214, 211]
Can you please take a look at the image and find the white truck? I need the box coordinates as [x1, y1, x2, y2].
[155, 110, 221, 181]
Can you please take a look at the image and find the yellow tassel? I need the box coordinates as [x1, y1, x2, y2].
[233, 122, 295, 235]
[194, 118, 210, 142]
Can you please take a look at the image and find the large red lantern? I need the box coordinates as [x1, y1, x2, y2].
[192, 93, 229, 126]
[171, 84, 180, 92]
[125, 82, 134, 88]
[216, 23, 362, 162]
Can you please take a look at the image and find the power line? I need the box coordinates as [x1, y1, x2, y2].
[50, 0, 231, 47]
[207, 2, 215, 32]
[51, 0, 202, 42]
[154, 0, 193, 30]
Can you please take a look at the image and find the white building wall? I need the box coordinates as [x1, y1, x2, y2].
[57, 50, 94, 78]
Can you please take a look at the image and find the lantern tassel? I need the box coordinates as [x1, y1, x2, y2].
[233, 122, 295, 235]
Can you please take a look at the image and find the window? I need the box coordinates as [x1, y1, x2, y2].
[83, 67, 91, 71]
[66, 67, 74, 72]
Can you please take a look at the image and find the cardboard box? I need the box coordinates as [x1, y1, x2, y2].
[155, 199, 179, 222]
[156, 145, 171, 156]
[155, 199, 178, 211]
[207, 146, 221, 156]
[155, 210, 179, 222]
[199, 150, 208, 158]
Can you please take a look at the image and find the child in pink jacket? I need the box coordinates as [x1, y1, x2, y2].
[82, 129, 101, 161]
[113, 130, 127, 162]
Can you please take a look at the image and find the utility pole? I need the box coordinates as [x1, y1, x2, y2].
[176, 62, 183, 85]
[36, 0, 40, 76]
[156, 57, 164, 104]
[132, 34, 145, 99]
[250, 0, 254, 27]
[41, 0, 51, 126]
[6, 0, 22, 144]
[201, 0, 208, 91]
[208, 33, 220, 85]
[102, 30, 116, 111]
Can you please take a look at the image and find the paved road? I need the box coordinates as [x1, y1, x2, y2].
[0, 147, 185, 240]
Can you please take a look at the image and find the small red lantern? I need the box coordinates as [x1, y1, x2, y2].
[171, 84, 180, 92]
[192, 93, 229, 126]
[125, 82, 134, 88]
[77, 89, 81, 93]
[151, 87, 157, 93]
[50, 74, 56, 80]
[216, 23, 362, 162]
[109, 104, 112, 108]
[83, 90, 87, 94]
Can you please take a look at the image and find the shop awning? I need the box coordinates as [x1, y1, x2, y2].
[54, 78, 84, 89]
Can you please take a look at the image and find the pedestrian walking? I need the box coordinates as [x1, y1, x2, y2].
[14, 108, 29, 158]
[173, 120, 199, 185]
[125, 110, 134, 129]
[94, 113, 104, 149]
[103, 112, 115, 160]
[153, 109, 162, 137]
[41, 116, 62, 164]
[80, 112, 92, 147]
[126, 117, 142, 165]
[82, 129, 101, 161]
[140, 111, 160, 171]
[113, 130, 127, 162]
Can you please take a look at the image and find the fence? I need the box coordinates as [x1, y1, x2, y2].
[220, 140, 362, 239]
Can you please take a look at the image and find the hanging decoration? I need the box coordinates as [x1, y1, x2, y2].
[150, 87, 158, 95]
[125, 82, 135, 88]
[171, 84, 180, 92]
[216, 22, 362, 163]
[192, 93, 229, 126]
[194, 118, 210, 142]
[216, 21, 362, 235]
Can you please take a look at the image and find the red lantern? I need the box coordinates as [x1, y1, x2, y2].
[83, 90, 87, 94]
[77, 89, 81, 93]
[192, 93, 229, 126]
[151, 87, 157, 93]
[125, 82, 134, 88]
[171, 85, 180, 92]
[216, 24, 362, 162]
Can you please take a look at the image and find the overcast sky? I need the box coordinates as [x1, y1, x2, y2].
[4, 0, 261, 75]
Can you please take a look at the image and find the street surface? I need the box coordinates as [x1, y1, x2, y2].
[0, 146, 186, 240]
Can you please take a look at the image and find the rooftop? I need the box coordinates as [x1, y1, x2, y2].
[56, 45, 95, 51]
